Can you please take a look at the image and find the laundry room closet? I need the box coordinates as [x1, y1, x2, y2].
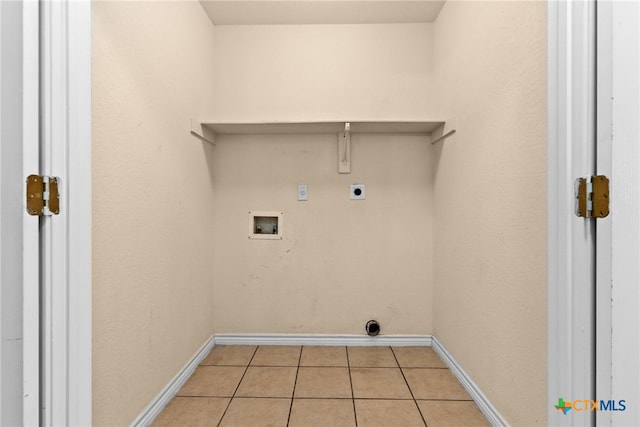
[92, 1, 546, 425]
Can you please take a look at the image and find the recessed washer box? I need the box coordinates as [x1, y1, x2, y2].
[249, 211, 283, 240]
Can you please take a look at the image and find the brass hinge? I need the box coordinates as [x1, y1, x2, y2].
[26, 175, 60, 216]
[576, 175, 609, 218]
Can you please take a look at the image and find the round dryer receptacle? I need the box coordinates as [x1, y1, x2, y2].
[365, 320, 380, 336]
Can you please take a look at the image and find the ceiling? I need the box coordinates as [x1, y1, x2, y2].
[199, 1, 446, 25]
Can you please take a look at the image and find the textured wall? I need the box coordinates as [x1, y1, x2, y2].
[431, 2, 547, 425]
[92, 2, 217, 425]
[210, 23, 435, 335]
[212, 23, 437, 122]
[211, 133, 434, 335]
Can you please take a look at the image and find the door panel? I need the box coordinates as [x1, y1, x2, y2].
[0, 1, 40, 425]
[22, 1, 40, 424]
[596, 1, 640, 425]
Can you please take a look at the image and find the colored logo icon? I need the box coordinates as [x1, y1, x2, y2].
[555, 397, 572, 415]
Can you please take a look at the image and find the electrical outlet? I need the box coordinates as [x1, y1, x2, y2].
[350, 184, 365, 200]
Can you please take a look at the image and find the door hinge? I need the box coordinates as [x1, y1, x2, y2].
[575, 175, 609, 218]
[26, 175, 60, 216]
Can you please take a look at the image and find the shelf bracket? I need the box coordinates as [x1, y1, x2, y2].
[338, 122, 351, 174]
[431, 129, 456, 145]
[190, 119, 216, 145]
[431, 117, 457, 145]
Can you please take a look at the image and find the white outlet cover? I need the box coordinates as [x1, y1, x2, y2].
[297, 184, 308, 201]
[350, 184, 365, 200]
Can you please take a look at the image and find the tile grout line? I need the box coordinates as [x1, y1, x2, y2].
[285, 346, 303, 427]
[389, 347, 429, 427]
[346, 347, 358, 427]
[215, 346, 260, 427]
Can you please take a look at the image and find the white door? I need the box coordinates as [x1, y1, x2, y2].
[0, 1, 40, 425]
[596, 1, 640, 425]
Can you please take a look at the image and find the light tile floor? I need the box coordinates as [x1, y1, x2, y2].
[152, 345, 490, 427]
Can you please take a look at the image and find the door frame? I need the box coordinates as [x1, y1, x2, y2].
[550, 1, 640, 425]
[548, 0, 597, 425]
[39, 0, 92, 425]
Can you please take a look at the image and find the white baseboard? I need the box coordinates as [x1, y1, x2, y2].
[432, 336, 508, 426]
[213, 333, 432, 347]
[130, 335, 216, 427]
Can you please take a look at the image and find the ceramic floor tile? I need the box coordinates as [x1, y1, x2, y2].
[300, 346, 348, 367]
[218, 398, 290, 427]
[289, 399, 356, 427]
[392, 346, 447, 368]
[417, 400, 490, 427]
[294, 367, 352, 398]
[403, 368, 472, 400]
[350, 368, 412, 399]
[235, 366, 297, 398]
[176, 366, 246, 397]
[250, 345, 301, 366]
[355, 399, 426, 427]
[347, 347, 398, 367]
[152, 397, 229, 427]
[156, 345, 481, 426]
[201, 345, 257, 366]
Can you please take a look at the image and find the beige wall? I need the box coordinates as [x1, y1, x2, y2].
[432, 2, 547, 425]
[92, 1, 217, 425]
[91, 2, 548, 424]
[210, 23, 436, 335]
[211, 133, 434, 334]
[213, 23, 437, 121]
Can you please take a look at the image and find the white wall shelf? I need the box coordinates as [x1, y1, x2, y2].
[198, 120, 444, 135]
[190, 119, 455, 172]
[190, 119, 454, 144]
